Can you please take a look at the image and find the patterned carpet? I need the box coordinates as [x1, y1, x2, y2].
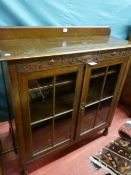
[90, 121, 131, 175]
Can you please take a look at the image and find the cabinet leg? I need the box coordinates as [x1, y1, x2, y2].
[21, 168, 28, 175]
[14, 145, 18, 154]
[9, 123, 17, 154]
[103, 127, 109, 136]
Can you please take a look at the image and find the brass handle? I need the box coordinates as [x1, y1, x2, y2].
[80, 103, 85, 112]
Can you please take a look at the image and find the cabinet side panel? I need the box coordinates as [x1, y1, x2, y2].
[8, 64, 27, 168]
[120, 63, 131, 106]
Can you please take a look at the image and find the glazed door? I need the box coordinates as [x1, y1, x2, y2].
[77, 59, 127, 138]
[19, 65, 83, 159]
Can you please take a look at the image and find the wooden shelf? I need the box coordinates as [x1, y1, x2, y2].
[91, 70, 117, 79]
[29, 80, 74, 92]
[30, 92, 74, 125]
[31, 109, 73, 126]
[86, 95, 113, 107]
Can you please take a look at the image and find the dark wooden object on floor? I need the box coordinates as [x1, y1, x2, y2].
[0, 27, 131, 175]
[120, 36, 131, 117]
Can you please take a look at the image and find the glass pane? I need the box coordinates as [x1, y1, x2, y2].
[102, 64, 121, 98]
[95, 99, 112, 126]
[102, 73, 120, 98]
[55, 73, 76, 114]
[86, 77, 104, 105]
[56, 73, 76, 83]
[108, 64, 120, 72]
[31, 119, 52, 153]
[28, 77, 53, 123]
[91, 67, 106, 75]
[80, 104, 98, 135]
[54, 112, 72, 145]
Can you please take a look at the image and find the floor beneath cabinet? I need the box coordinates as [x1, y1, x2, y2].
[0, 105, 130, 175]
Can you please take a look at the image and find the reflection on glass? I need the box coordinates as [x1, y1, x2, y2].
[80, 104, 98, 135]
[95, 99, 112, 126]
[32, 119, 52, 152]
[54, 113, 72, 145]
[28, 78, 53, 123]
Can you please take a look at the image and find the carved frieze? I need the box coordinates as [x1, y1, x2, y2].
[12, 48, 130, 73]
[100, 49, 129, 60]
[14, 55, 82, 73]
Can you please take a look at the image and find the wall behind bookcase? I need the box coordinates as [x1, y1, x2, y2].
[0, 0, 131, 120]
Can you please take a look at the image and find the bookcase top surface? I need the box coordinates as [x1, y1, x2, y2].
[0, 27, 131, 61]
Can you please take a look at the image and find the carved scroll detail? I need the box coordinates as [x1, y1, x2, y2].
[14, 55, 83, 73]
[13, 48, 130, 73]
